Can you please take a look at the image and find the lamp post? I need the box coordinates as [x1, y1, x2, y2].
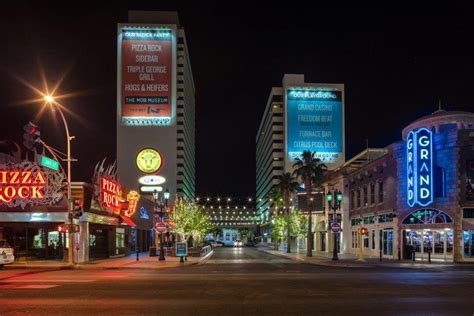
[44, 96, 75, 266]
[158, 189, 170, 261]
[151, 190, 159, 256]
[327, 190, 343, 261]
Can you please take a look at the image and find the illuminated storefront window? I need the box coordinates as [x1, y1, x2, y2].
[464, 231, 474, 258]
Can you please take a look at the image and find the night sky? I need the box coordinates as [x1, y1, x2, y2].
[1, 2, 473, 199]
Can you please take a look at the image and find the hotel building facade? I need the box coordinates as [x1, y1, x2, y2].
[117, 11, 196, 201]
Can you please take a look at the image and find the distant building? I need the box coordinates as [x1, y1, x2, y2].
[116, 11, 196, 201]
[256, 74, 345, 240]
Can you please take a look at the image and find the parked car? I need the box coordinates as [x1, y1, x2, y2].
[0, 240, 14, 267]
[233, 240, 243, 247]
[212, 241, 224, 247]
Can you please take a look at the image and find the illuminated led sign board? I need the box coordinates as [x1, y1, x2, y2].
[138, 175, 166, 185]
[100, 177, 122, 214]
[136, 148, 163, 174]
[140, 186, 163, 193]
[286, 87, 344, 168]
[407, 128, 433, 207]
[118, 25, 176, 126]
[0, 161, 64, 209]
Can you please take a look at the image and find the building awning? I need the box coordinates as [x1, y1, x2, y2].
[120, 215, 137, 227]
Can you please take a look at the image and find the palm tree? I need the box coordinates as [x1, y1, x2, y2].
[275, 172, 299, 253]
[292, 151, 327, 257]
[269, 186, 284, 209]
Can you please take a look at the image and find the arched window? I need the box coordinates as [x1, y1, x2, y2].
[402, 209, 453, 225]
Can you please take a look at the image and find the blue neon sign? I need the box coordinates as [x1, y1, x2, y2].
[287, 88, 343, 164]
[407, 128, 433, 207]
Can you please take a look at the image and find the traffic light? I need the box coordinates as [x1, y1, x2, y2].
[326, 192, 333, 202]
[336, 191, 343, 202]
[360, 227, 369, 236]
[73, 199, 83, 219]
[23, 122, 41, 151]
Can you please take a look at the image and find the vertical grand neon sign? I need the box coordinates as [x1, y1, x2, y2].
[407, 128, 433, 207]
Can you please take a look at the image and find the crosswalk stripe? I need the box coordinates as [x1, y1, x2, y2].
[0, 284, 59, 289]
[6, 279, 95, 283]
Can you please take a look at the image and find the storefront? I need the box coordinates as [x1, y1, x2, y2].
[0, 160, 69, 261]
[401, 209, 454, 261]
[396, 110, 474, 262]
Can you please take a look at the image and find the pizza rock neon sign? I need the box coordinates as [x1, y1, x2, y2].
[407, 127, 433, 207]
[100, 177, 122, 214]
[0, 161, 65, 209]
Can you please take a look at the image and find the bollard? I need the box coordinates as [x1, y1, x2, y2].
[180, 256, 184, 263]
[428, 250, 431, 263]
[412, 249, 415, 261]
[379, 249, 382, 262]
[136, 250, 139, 262]
[398, 248, 401, 261]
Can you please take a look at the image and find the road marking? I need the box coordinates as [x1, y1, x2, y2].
[5, 279, 95, 283]
[0, 284, 59, 289]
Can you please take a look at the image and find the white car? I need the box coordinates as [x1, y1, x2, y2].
[233, 240, 243, 247]
[0, 240, 14, 267]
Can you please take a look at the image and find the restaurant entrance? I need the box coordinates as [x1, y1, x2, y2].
[405, 229, 453, 261]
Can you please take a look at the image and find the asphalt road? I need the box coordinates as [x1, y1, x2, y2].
[0, 247, 473, 315]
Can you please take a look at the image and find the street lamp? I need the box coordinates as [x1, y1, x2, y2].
[327, 190, 343, 261]
[151, 189, 159, 257]
[44, 95, 75, 266]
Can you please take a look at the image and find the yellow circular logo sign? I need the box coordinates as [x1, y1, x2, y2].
[136, 148, 163, 174]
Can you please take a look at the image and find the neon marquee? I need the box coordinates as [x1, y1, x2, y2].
[0, 170, 46, 203]
[407, 127, 433, 207]
[100, 177, 122, 214]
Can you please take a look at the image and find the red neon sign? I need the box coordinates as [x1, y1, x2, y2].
[0, 170, 47, 203]
[100, 177, 122, 214]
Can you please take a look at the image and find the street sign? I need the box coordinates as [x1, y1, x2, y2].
[330, 222, 341, 233]
[40, 155, 60, 171]
[155, 222, 167, 233]
[176, 242, 187, 257]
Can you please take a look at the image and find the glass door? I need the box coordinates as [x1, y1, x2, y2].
[383, 230, 393, 256]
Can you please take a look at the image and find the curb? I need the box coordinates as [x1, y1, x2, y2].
[258, 248, 373, 268]
[197, 250, 215, 265]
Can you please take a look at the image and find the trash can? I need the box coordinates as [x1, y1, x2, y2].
[149, 247, 157, 257]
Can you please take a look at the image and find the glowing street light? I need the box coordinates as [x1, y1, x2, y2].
[44, 95, 54, 103]
[43, 94, 76, 266]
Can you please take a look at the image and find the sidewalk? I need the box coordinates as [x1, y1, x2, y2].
[4, 250, 214, 270]
[257, 245, 468, 269]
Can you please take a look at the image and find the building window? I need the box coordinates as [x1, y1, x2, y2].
[378, 213, 394, 223]
[351, 218, 362, 226]
[272, 96, 283, 102]
[378, 181, 384, 203]
[363, 185, 368, 207]
[363, 234, 369, 248]
[370, 183, 375, 205]
[371, 230, 376, 250]
[363, 216, 375, 225]
[464, 231, 474, 258]
[357, 188, 361, 208]
[352, 231, 358, 248]
[464, 208, 474, 218]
